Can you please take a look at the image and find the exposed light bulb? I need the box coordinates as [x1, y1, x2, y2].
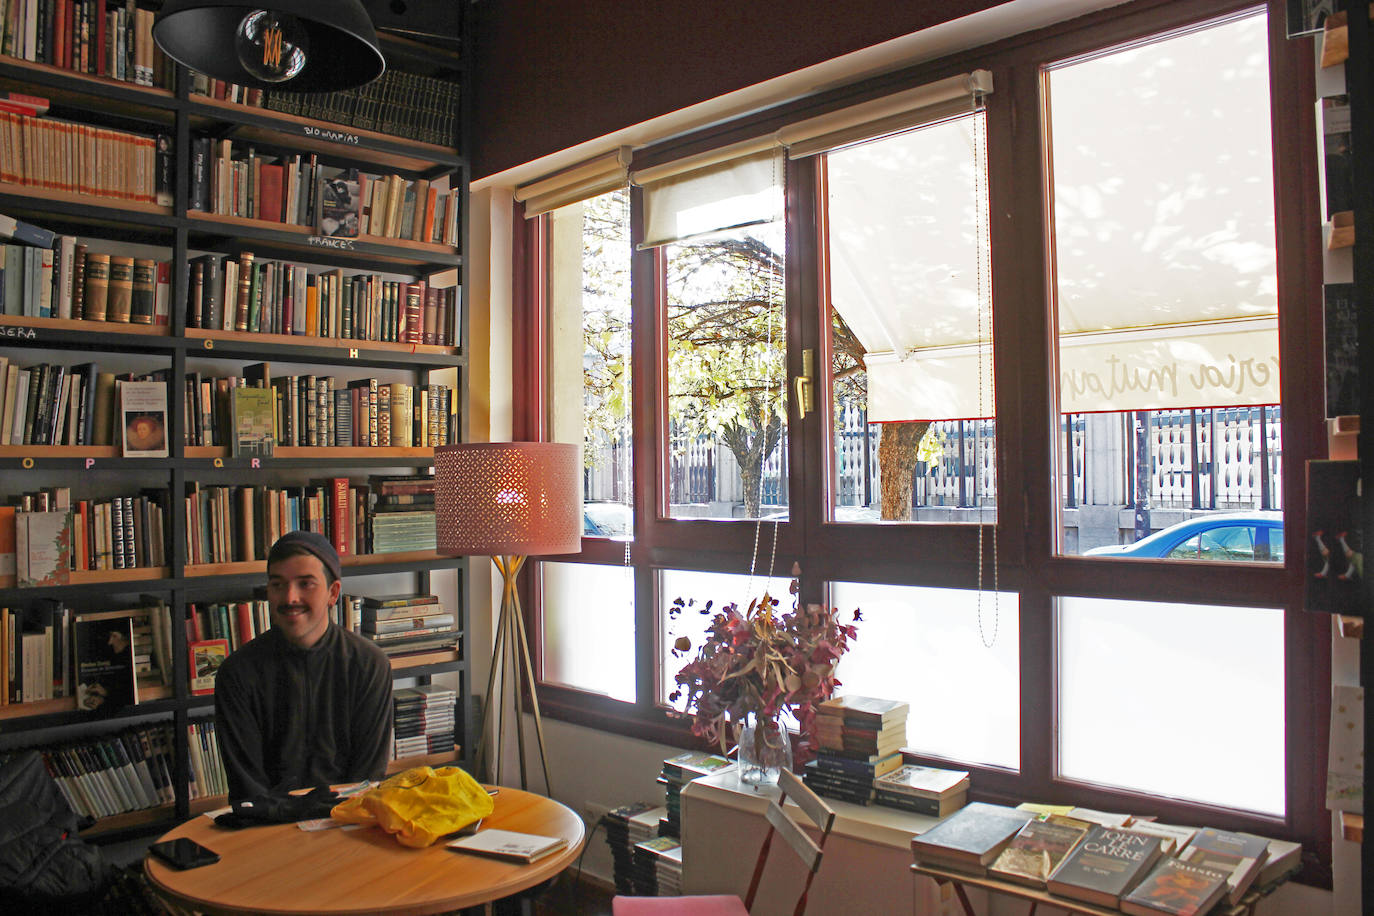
[235, 9, 309, 83]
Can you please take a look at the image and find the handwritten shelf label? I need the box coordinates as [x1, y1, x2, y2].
[308, 236, 356, 250]
[301, 125, 360, 145]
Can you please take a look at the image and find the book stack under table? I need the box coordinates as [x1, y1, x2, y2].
[910, 801, 1304, 915]
[803, 694, 909, 806]
[391, 684, 456, 760]
[604, 802, 667, 894]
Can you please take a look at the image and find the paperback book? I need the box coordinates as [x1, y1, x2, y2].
[1120, 855, 1232, 916]
[1178, 827, 1270, 904]
[230, 386, 276, 457]
[118, 380, 168, 457]
[988, 818, 1089, 888]
[74, 611, 138, 715]
[909, 802, 1034, 875]
[189, 639, 230, 695]
[1045, 826, 1164, 909]
[447, 828, 568, 863]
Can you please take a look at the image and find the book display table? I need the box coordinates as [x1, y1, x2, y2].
[144, 786, 585, 915]
[912, 862, 1295, 916]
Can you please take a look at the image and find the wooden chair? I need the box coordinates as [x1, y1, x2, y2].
[612, 768, 837, 916]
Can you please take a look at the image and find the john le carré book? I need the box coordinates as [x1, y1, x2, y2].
[909, 802, 1034, 874]
[1045, 825, 1164, 908]
[446, 828, 568, 863]
[1119, 856, 1232, 916]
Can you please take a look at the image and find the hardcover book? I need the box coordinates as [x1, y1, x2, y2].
[1046, 826, 1164, 908]
[189, 638, 229, 695]
[230, 386, 276, 457]
[74, 611, 138, 715]
[1120, 855, 1232, 916]
[16, 509, 72, 587]
[118, 380, 169, 458]
[909, 802, 1034, 874]
[988, 819, 1089, 888]
[817, 694, 910, 725]
[446, 828, 568, 863]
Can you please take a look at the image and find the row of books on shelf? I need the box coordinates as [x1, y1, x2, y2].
[1, 0, 170, 88]
[190, 139, 459, 245]
[1, 237, 171, 323]
[3, 488, 167, 586]
[187, 253, 459, 345]
[190, 66, 459, 148]
[0, 108, 170, 204]
[911, 801, 1302, 915]
[2, 599, 166, 706]
[0, 363, 169, 451]
[184, 474, 438, 566]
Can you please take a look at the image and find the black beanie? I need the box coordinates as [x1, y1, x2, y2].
[268, 530, 342, 583]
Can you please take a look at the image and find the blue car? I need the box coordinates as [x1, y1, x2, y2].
[1083, 511, 1283, 562]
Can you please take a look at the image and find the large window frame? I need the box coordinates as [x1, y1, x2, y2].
[515, 0, 1330, 879]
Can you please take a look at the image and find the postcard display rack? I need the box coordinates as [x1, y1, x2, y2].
[0, 26, 472, 841]
[1295, 3, 1373, 910]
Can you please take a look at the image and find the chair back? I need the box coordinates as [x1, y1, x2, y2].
[742, 768, 837, 916]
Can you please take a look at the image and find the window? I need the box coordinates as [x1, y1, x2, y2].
[519, 0, 1324, 863]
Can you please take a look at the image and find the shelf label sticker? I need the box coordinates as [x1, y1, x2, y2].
[213, 458, 224, 468]
[85, 458, 95, 469]
[349, 348, 359, 359]
[309, 236, 356, 251]
[301, 125, 360, 145]
[251, 458, 261, 468]
[203, 338, 215, 349]
[0, 326, 38, 340]
[22, 457, 34, 469]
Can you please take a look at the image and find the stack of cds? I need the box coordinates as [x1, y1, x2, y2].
[604, 802, 666, 893]
[632, 835, 683, 896]
[391, 684, 457, 760]
[659, 750, 733, 837]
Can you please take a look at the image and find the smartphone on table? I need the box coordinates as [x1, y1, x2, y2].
[149, 838, 220, 870]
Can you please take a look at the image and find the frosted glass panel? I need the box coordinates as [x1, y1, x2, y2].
[660, 568, 783, 709]
[831, 581, 1019, 769]
[541, 562, 635, 702]
[1058, 596, 1285, 814]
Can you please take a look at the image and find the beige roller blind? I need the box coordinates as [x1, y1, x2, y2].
[779, 69, 993, 159]
[515, 147, 631, 218]
[631, 136, 782, 249]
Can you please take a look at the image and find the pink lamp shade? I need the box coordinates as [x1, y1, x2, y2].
[434, 442, 582, 557]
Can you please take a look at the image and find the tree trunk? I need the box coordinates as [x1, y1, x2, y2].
[878, 421, 931, 521]
[741, 463, 762, 518]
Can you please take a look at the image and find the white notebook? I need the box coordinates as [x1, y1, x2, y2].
[446, 828, 568, 863]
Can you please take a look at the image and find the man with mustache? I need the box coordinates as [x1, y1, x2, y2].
[214, 530, 393, 802]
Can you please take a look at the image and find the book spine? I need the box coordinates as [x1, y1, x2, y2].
[129, 257, 154, 324]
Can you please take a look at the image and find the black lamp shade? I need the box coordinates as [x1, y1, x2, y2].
[153, 0, 385, 92]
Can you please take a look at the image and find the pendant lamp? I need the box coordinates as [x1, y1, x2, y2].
[153, 0, 385, 92]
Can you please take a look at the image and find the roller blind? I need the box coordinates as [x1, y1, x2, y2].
[779, 70, 993, 159]
[515, 148, 631, 218]
[632, 137, 782, 249]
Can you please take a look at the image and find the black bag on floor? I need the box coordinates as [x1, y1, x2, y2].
[0, 750, 114, 913]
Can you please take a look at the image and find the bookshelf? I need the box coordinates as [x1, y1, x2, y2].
[0, 12, 471, 841]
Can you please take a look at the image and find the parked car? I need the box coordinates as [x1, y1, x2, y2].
[583, 502, 632, 537]
[1082, 511, 1283, 562]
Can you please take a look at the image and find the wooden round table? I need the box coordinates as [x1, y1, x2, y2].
[144, 787, 586, 916]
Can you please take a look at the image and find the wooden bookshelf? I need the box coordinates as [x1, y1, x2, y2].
[182, 328, 457, 357]
[182, 552, 446, 579]
[186, 210, 460, 268]
[0, 181, 173, 217]
[0, 566, 170, 590]
[0, 445, 123, 459]
[0, 683, 173, 721]
[184, 446, 436, 461]
[387, 749, 461, 774]
[0, 315, 172, 337]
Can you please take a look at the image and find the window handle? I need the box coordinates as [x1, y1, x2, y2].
[794, 348, 815, 419]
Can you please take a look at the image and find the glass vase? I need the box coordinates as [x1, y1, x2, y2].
[735, 712, 792, 787]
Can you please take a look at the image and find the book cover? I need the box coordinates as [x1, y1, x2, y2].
[16, 509, 72, 587]
[910, 802, 1034, 874]
[988, 819, 1089, 888]
[1120, 855, 1232, 916]
[74, 611, 137, 714]
[1046, 826, 1164, 908]
[118, 379, 168, 457]
[873, 764, 969, 799]
[817, 694, 910, 724]
[446, 828, 568, 863]
[319, 168, 361, 238]
[189, 638, 229, 695]
[129, 257, 155, 324]
[230, 385, 275, 457]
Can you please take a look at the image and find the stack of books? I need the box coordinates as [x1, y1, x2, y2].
[873, 764, 970, 817]
[603, 802, 666, 894]
[392, 684, 458, 761]
[658, 750, 733, 837]
[355, 593, 460, 657]
[631, 836, 683, 897]
[803, 695, 909, 805]
[368, 476, 437, 554]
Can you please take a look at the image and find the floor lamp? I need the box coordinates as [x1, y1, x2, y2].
[435, 442, 581, 795]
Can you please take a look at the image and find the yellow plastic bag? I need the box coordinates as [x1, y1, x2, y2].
[330, 766, 495, 847]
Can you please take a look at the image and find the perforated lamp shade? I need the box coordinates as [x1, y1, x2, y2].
[434, 443, 582, 558]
